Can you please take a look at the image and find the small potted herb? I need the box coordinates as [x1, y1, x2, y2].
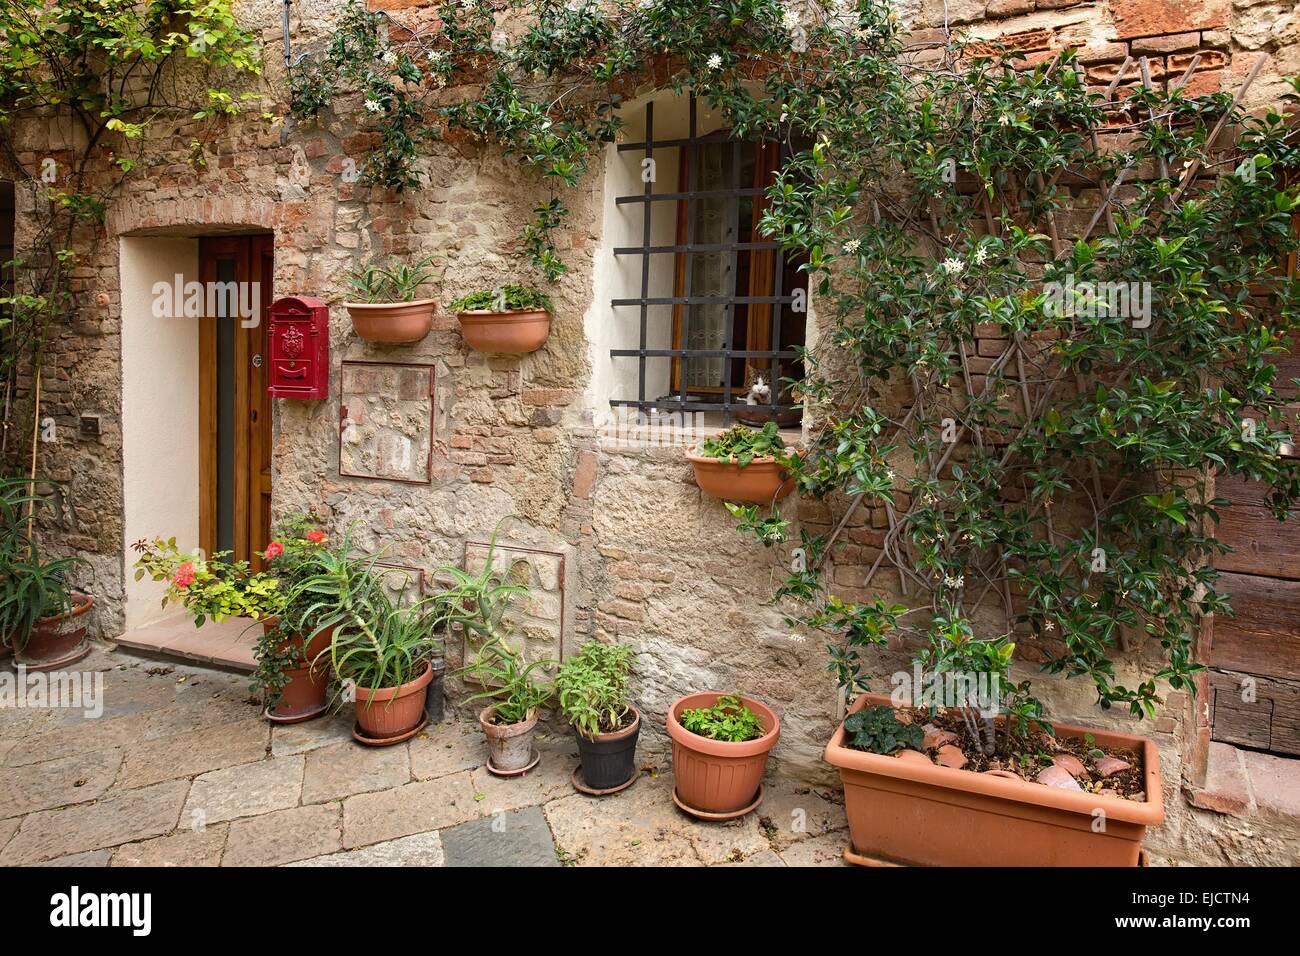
[687, 421, 798, 504]
[450, 284, 553, 354]
[343, 254, 438, 343]
[666, 692, 780, 819]
[437, 536, 555, 773]
[461, 637, 555, 774]
[556, 641, 639, 793]
[0, 478, 93, 670]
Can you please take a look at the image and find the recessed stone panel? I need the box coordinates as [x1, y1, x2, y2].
[339, 362, 435, 483]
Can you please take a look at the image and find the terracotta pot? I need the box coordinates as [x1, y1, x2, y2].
[457, 309, 551, 354]
[16, 592, 94, 671]
[824, 693, 1165, 867]
[345, 299, 435, 343]
[687, 450, 798, 504]
[262, 620, 334, 723]
[667, 692, 780, 814]
[574, 705, 641, 791]
[479, 705, 539, 771]
[353, 660, 433, 740]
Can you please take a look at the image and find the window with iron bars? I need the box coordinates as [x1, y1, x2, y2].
[610, 94, 806, 428]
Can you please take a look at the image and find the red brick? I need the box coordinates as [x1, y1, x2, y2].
[1177, 69, 1224, 98]
[1110, 0, 1226, 40]
[521, 388, 571, 406]
[572, 450, 598, 499]
[1187, 742, 1251, 816]
[1131, 31, 1201, 54]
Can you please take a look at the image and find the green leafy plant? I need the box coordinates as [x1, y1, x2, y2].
[0, 479, 86, 653]
[132, 539, 284, 625]
[345, 255, 437, 303]
[843, 706, 924, 755]
[699, 422, 789, 468]
[460, 636, 556, 725]
[555, 640, 635, 738]
[679, 694, 766, 743]
[451, 285, 554, 314]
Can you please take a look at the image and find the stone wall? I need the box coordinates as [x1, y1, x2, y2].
[6, 0, 1299, 864]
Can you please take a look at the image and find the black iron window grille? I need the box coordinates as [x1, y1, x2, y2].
[610, 94, 805, 427]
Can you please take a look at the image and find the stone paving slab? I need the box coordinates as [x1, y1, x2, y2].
[223, 803, 342, 867]
[34, 850, 112, 867]
[111, 825, 230, 867]
[341, 771, 479, 849]
[0, 817, 18, 855]
[183, 755, 305, 825]
[0, 747, 123, 818]
[543, 775, 705, 866]
[409, 723, 484, 780]
[440, 806, 559, 867]
[287, 830, 445, 867]
[5, 711, 154, 768]
[271, 711, 354, 757]
[114, 717, 269, 790]
[776, 829, 854, 866]
[757, 784, 849, 849]
[0, 778, 190, 865]
[301, 741, 410, 805]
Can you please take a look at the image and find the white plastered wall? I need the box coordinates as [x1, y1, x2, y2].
[120, 237, 200, 629]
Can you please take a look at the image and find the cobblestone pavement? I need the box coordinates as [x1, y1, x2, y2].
[0, 647, 850, 867]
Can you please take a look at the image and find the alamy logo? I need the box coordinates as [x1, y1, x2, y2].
[0, 666, 103, 718]
[1043, 275, 1152, 328]
[49, 887, 151, 936]
[151, 274, 261, 327]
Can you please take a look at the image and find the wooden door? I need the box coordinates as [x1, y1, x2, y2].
[199, 235, 273, 570]
[1208, 213, 1300, 756]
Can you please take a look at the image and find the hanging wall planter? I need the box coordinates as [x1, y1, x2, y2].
[823, 693, 1164, 867]
[343, 255, 438, 344]
[345, 299, 437, 344]
[451, 285, 553, 354]
[667, 692, 780, 819]
[688, 423, 799, 504]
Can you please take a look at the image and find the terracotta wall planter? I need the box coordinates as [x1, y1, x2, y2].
[479, 706, 539, 772]
[263, 620, 334, 724]
[17, 592, 94, 671]
[687, 452, 797, 504]
[345, 299, 435, 343]
[353, 660, 433, 741]
[457, 309, 551, 354]
[824, 694, 1165, 867]
[667, 693, 780, 816]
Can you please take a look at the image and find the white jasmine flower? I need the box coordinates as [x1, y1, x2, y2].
[429, 50, 448, 63]
[998, 114, 1012, 126]
[364, 99, 383, 113]
[844, 238, 861, 254]
[885, 468, 896, 481]
[941, 257, 965, 276]
[853, 27, 871, 41]
[382, 50, 397, 65]
[706, 52, 723, 70]
[1044, 620, 1056, 632]
[943, 574, 965, 589]
[972, 246, 988, 265]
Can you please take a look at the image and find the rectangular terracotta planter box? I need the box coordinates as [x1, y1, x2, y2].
[824, 694, 1164, 867]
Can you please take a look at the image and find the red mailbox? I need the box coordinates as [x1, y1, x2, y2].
[267, 296, 329, 400]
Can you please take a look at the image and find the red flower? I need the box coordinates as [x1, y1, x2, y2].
[172, 562, 195, 589]
[305, 530, 327, 544]
[265, 541, 284, 560]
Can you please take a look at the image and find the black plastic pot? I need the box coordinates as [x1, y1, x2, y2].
[575, 706, 640, 791]
[423, 658, 446, 725]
